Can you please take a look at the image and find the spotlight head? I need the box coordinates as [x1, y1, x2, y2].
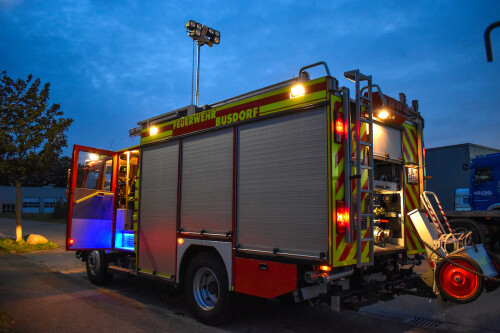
[185, 20, 197, 30]
[211, 36, 220, 44]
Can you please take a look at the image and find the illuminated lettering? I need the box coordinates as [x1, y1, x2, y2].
[165, 105, 261, 136]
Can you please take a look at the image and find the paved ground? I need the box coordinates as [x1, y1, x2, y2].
[0, 218, 499, 332]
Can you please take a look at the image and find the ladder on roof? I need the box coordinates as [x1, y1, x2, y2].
[344, 70, 375, 267]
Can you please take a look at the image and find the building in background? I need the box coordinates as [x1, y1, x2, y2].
[0, 186, 66, 214]
[426, 143, 500, 210]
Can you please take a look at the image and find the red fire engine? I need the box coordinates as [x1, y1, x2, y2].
[66, 62, 499, 325]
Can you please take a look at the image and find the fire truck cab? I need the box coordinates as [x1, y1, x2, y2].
[66, 62, 498, 325]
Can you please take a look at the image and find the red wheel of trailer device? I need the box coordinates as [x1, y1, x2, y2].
[440, 260, 477, 297]
[436, 255, 483, 303]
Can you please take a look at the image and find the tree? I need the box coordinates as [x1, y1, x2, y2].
[0, 71, 73, 241]
[0, 155, 72, 187]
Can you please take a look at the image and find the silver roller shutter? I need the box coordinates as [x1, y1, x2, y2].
[373, 123, 402, 160]
[138, 140, 179, 276]
[237, 107, 328, 257]
[180, 128, 233, 234]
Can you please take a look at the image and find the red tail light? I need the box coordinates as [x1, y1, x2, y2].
[69, 239, 74, 246]
[336, 201, 348, 234]
[334, 111, 343, 144]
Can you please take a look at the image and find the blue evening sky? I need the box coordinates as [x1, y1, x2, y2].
[1, 1, 499, 154]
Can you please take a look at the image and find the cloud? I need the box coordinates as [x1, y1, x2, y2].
[2, 0, 500, 153]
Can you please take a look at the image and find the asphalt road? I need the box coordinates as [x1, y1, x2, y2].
[0, 218, 499, 333]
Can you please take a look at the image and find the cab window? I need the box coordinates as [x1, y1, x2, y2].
[473, 167, 493, 183]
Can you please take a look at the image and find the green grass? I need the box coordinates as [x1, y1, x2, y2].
[0, 311, 16, 333]
[0, 238, 57, 253]
[0, 213, 66, 224]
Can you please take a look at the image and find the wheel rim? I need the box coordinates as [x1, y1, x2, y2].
[439, 259, 479, 299]
[193, 267, 219, 311]
[88, 251, 100, 276]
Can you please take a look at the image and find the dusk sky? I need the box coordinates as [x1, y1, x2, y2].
[1, 1, 499, 155]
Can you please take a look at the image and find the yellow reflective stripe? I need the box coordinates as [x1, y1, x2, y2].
[140, 77, 328, 136]
[402, 135, 413, 162]
[407, 187, 419, 210]
[141, 130, 173, 144]
[217, 77, 327, 113]
[74, 191, 114, 205]
[403, 123, 418, 163]
[141, 78, 328, 145]
[259, 91, 327, 115]
[327, 97, 333, 265]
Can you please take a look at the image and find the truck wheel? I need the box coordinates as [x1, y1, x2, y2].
[435, 254, 483, 304]
[450, 220, 482, 245]
[185, 252, 232, 325]
[86, 250, 113, 286]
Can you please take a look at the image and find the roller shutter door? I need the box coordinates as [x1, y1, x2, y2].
[138, 140, 178, 276]
[180, 128, 233, 234]
[237, 107, 328, 257]
[373, 123, 402, 160]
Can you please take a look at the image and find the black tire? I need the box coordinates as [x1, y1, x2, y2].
[86, 250, 113, 286]
[450, 219, 482, 246]
[435, 254, 484, 304]
[185, 252, 232, 326]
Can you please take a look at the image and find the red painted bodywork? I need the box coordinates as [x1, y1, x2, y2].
[234, 257, 297, 299]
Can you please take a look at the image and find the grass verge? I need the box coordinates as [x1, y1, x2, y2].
[0, 311, 16, 332]
[0, 238, 57, 253]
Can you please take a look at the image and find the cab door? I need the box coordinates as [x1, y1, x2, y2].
[66, 145, 118, 250]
